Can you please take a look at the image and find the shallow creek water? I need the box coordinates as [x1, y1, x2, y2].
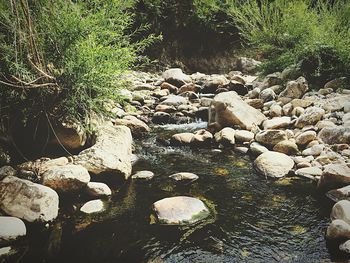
[16, 122, 346, 263]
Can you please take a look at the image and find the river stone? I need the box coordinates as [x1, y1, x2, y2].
[42, 164, 90, 193]
[192, 129, 213, 144]
[155, 104, 176, 113]
[132, 170, 155, 180]
[178, 83, 201, 94]
[296, 131, 317, 146]
[202, 75, 229, 93]
[0, 217, 26, 245]
[318, 164, 350, 190]
[263, 117, 291, 130]
[259, 88, 276, 102]
[115, 116, 150, 138]
[273, 140, 299, 155]
[295, 167, 322, 180]
[295, 107, 325, 128]
[152, 112, 171, 124]
[74, 124, 132, 180]
[339, 240, 350, 254]
[318, 127, 350, 145]
[327, 185, 350, 202]
[331, 200, 350, 225]
[0, 176, 59, 223]
[279, 77, 308, 100]
[214, 127, 236, 146]
[162, 68, 191, 87]
[80, 199, 105, 214]
[169, 172, 199, 182]
[255, 130, 288, 147]
[254, 151, 294, 178]
[326, 219, 350, 240]
[51, 121, 86, 150]
[160, 95, 188, 107]
[209, 91, 267, 130]
[86, 182, 112, 197]
[171, 133, 194, 145]
[161, 82, 178, 94]
[0, 166, 16, 180]
[152, 196, 210, 225]
[302, 144, 324, 156]
[249, 142, 269, 156]
[235, 130, 254, 142]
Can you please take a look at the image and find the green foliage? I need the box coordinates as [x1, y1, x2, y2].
[0, 0, 157, 128]
[226, 0, 350, 84]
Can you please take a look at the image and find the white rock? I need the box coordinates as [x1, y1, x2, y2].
[295, 107, 325, 128]
[327, 185, 350, 202]
[162, 68, 191, 87]
[214, 127, 236, 145]
[255, 130, 288, 147]
[263, 117, 291, 130]
[234, 130, 254, 142]
[132, 171, 155, 180]
[295, 131, 317, 146]
[169, 172, 199, 182]
[0, 217, 26, 244]
[339, 240, 350, 254]
[295, 167, 322, 180]
[86, 182, 112, 197]
[302, 144, 324, 156]
[326, 219, 350, 239]
[80, 199, 105, 214]
[250, 142, 269, 156]
[331, 200, 350, 224]
[254, 151, 294, 178]
[318, 164, 350, 189]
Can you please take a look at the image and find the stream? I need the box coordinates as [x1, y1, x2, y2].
[16, 122, 340, 263]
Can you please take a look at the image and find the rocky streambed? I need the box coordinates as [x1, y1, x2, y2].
[1, 59, 350, 262]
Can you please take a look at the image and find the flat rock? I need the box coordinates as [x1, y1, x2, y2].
[254, 151, 294, 178]
[263, 117, 291, 130]
[152, 196, 210, 225]
[0, 217, 26, 245]
[318, 164, 350, 190]
[132, 170, 155, 180]
[169, 172, 199, 182]
[327, 185, 350, 202]
[0, 176, 59, 223]
[86, 182, 112, 197]
[160, 95, 188, 107]
[80, 199, 105, 214]
[295, 167, 322, 180]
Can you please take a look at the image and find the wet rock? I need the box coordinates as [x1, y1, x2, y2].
[209, 91, 267, 130]
[171, 133, 195, 145]
[318, 164, 350, 190]
[0, 217, 26, 245]
[327, 185, 350, 202]
[249, 142, 269, 156]
[295, 107, 325, 128]
[254, 151, 294, 178]
[273, 140, 299, 155]
[115, 116, 150, 138]
[152, 196, 210, 225]
[0, 176, 59, 222]
[318, 127, 350, 145]
[331, 200, 350, 224]
[339, 240, 350, 254]
[214, 128, 235, 146]
[160, 95, 188, 107]
[255, 130, 288, 147]
[326, 219, 350, 239]
[0, 166, 16, 180]
[169, 172, 199, 182]
[279, 77, 308, 100]
[86, 182, 112, 197]
[263, 117, 291, 130]
[235, 130, 254, 143]
[152, 112, 171, 124]
[42, 165, 90, 193]
[80, 199, 105, 214]
[162, 68, 191, 87]
[74, 124, 132, 180]
[132, 170, 155, 180]
[296, 131, 317, 146]
[295, 167, 322, 180]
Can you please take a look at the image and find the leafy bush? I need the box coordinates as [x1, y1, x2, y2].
[227, 0, 350, 84]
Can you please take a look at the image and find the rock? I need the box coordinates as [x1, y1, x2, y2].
[318, 127, 350, 145]
[80, 199, 105, 214]
[339, 240, 350, 254]
[255, 130, 288, 147]
[249, 142, 269, 156]
[279, 77, 308, 100]
[318, 94, 350, 112]
[169, 172, 199, 182]
[0, 176, 59, 222]
[132, 170, 155, 180]
[152, 196, 210, 225]
[263, 117, 291, 130]
[302, 144, 324, 156]
[74, 124, 132, 180]
[236, 57, 261, 73]
[259, 88, 276, 102]
[296, 131, 317, 146]
[115, 116, 150, 138]
[178, 83, 201, 94]
[0, 166, 16, 180]
[0, 217, 26, 245]
[254, 151, 294, 178]
[331, 200, 350, 224]
[273, 140, 299, 155]
[42, 165, 90, 193]
[235, 130, 254, 143]
[318, 164, 350, 190]
[214, 128, 236, 146]
[261, 73, 283, 88]
[324, 78, 347, 90]
[161, 82, 178, 94]
[51, 121, 86, 150]
[269, 104, 282, 117]
[326, 219, 350, 239]
[155, 104, 176, 113]
[152, 112, 171, 124]
[0, 246, 16, 258]
[209, 91, 267, 130]
[171, 133, 195, 145]
[192, 129, 213, 144]
[291, 99, 313, 108]
[86, 182, 112, 197]
[160, 95, 188, 107]
[162, 68, 191, 87]
[0, 146, 11, 166]
[202, 75, 229, 93]
[292, 106, 304, 117]
[327, 185, 350, 202]
[295, 167, 322, 180]
[246, 99, 264, 109]
[295, 107, 325, 128]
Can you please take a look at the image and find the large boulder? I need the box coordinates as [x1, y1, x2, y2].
[0, 176, 59, 222]
[162, 68, 191, 87]
[318, 164, 350, 190]
[255, 130, 288, 147]
[331, 200, 350, 225]
[114, 116, 150, 138]
[209, 91, 267, 130]
[279, 77, 308, 100]
[74, 124, 132, 180]
[254, 151, 294, 178]
[42, 164, 90, 193]
[152, 196, 210, 225]
[318, 127, 350, 145]
[295, 107, 325, 128]
[0, 217, 26, 245]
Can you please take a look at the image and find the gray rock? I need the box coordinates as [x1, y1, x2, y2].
[302, 144, 324, 156]
[295, 167, 322, 180]
[250, 142, 269, 156]
[326, 219, 350, 239]
[269, 104, 283, 117]
[295, 107, 325, 128]
[331, 200, 350, 224]
[0, 166, 16, 180]
[0, 176, 59, 222]
[80, 199, 105, 214]
[255, 130, 288, 147]
[169, 172, 199, 182]
[296, 131, 317, 146]
[236, 57, 261, 73]
[318, 127, 350, 145]
[235, 130, 254, 143]
[263, 117, 291, 130]
[42, 165, 90, 193]
[132, 170, 155, 180]
[279, 77, 308, 100]
[254, 151, 294, 178]
[152, 196, 210, 225]
[160, 95, 188, 107]
[0, 217, 26, 245]
[162, 68, 191, 87]
[259, 88, 276, 102]
[86, 182, 112, 197]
